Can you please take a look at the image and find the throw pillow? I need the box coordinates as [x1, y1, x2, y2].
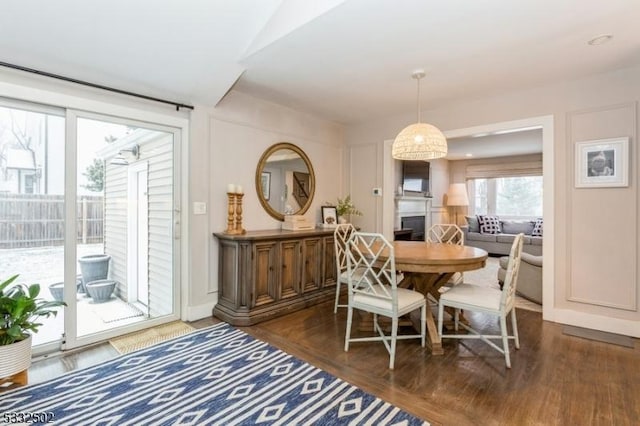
[501, 220, 535, 235]
[478, 215, 501, 234]
[531, 218, 543, 236]
[465, 215, 480, 233]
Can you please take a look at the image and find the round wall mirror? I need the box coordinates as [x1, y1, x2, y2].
[255, 142, 315, 221]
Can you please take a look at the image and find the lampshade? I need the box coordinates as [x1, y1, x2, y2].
[392, 123, 448, 160]
[447, 183, 469, 206]
[392, 70, 447, 160]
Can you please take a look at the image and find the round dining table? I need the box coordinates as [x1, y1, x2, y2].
[386, 241, 488, 355]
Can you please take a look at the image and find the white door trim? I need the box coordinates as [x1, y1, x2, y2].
[382, 115, 555, 321]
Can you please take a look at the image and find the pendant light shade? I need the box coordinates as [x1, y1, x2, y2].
[392, 70, 447, 160]
[392, 122, 448, 160]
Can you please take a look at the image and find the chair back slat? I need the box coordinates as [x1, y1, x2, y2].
[334, 223, 356, 274]
[501, 233, 525, 309]
[427, 224, 464, 245]
[346, 232, 396, 303]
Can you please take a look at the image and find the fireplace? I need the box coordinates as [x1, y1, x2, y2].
[400, 215, 425, 241]
[394, 195, 432, 241]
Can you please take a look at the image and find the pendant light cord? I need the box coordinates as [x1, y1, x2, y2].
[416, 76, 421, 123]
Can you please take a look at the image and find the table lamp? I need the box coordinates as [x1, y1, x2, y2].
[447, 183, 469, 225]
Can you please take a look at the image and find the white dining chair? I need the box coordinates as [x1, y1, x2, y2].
[426, 223, 464, 246]
[333, 223, 357, 313]
[427, 223, 464, 286]
[437, 233, 524, 368]
[344, 232, 426, 369]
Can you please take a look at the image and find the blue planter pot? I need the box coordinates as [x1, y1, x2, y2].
[49, 278, 85, 301]
[49, 282, 64, 302]
[79, 254, 111, 285]
[85, 279, 117, 303]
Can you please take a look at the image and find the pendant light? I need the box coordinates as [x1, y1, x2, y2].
[392, 70, 447, 160]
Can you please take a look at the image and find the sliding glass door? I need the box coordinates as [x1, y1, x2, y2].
[0, 97, 182, 353]
[65, 112, 181, 349]
[0, 99, 66, 351]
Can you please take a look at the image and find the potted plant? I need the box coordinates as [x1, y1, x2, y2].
[335, 195, 363, 223]
[0, 275, 66, 382]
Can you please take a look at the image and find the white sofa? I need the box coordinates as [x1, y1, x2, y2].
[461, 217, 542, 256]
[498, 252, 542, 304]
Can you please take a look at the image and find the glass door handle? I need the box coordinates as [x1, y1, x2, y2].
[174, 208, 181, 239]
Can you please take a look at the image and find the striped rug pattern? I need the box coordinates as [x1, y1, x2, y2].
[1, 323, 429, 425]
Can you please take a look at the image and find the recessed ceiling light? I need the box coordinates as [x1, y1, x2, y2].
[465, 153, 473, 157]
[588, 34, 613, 46]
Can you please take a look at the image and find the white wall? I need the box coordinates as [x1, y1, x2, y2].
[345, 64, 640, 337]
[186, 90, 345, 319]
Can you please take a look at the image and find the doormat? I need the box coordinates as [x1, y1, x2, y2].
[562, 325, 635, 348]
[109, 321, 196, 354]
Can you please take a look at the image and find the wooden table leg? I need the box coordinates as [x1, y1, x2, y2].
[409, 298, 444, 355]
[402, 272, 453, 356]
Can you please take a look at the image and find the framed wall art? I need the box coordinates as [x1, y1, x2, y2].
[575, 137, 629, 188]
[321, 206, 338, 225]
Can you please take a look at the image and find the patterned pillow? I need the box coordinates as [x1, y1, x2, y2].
[478, 215, 501, 234]
[531, 218, 543, 237]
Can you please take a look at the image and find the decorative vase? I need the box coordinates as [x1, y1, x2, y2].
[338, 216, 348, 224]
[85, 279, 116, 303]
[0, 335, 32, 379]
[78, 254, 111, 285]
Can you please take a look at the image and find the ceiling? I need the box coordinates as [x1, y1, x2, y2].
[447, 129, 543, 160]
[1, 0, 639, 128]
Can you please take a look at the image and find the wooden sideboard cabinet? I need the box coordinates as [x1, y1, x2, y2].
[213, 228, 337, 325]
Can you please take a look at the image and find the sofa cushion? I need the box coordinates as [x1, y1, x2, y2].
[530, 236, 543, 246]
[497, 234, 531, 245]
[478, 215, 501, 234]
[501, 220, 535, 235]
[465, 215, 480, 233]
[466, 232, 498, 242]
[496, 234, 516, 244]
[532, 218, 543, 236]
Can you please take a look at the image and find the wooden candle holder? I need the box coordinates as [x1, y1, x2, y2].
[235, 193, 246, 234]
[225, 192, 246, 235]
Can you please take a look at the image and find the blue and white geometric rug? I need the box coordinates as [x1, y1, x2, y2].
[0, 323, 429, 425]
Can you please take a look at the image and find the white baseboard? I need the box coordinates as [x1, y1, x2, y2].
[183, 303, 216, 322]
[546, 308, 640, 338]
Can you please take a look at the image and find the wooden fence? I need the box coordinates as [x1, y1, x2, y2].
[0, 194, 104, 248]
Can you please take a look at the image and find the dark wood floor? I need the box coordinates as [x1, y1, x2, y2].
[23, 303, 640, 426]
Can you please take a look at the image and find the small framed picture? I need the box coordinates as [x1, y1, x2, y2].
[321, 206, 338, 225]
[261, 172, 271, 200]
[575, 137, 629, 188]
